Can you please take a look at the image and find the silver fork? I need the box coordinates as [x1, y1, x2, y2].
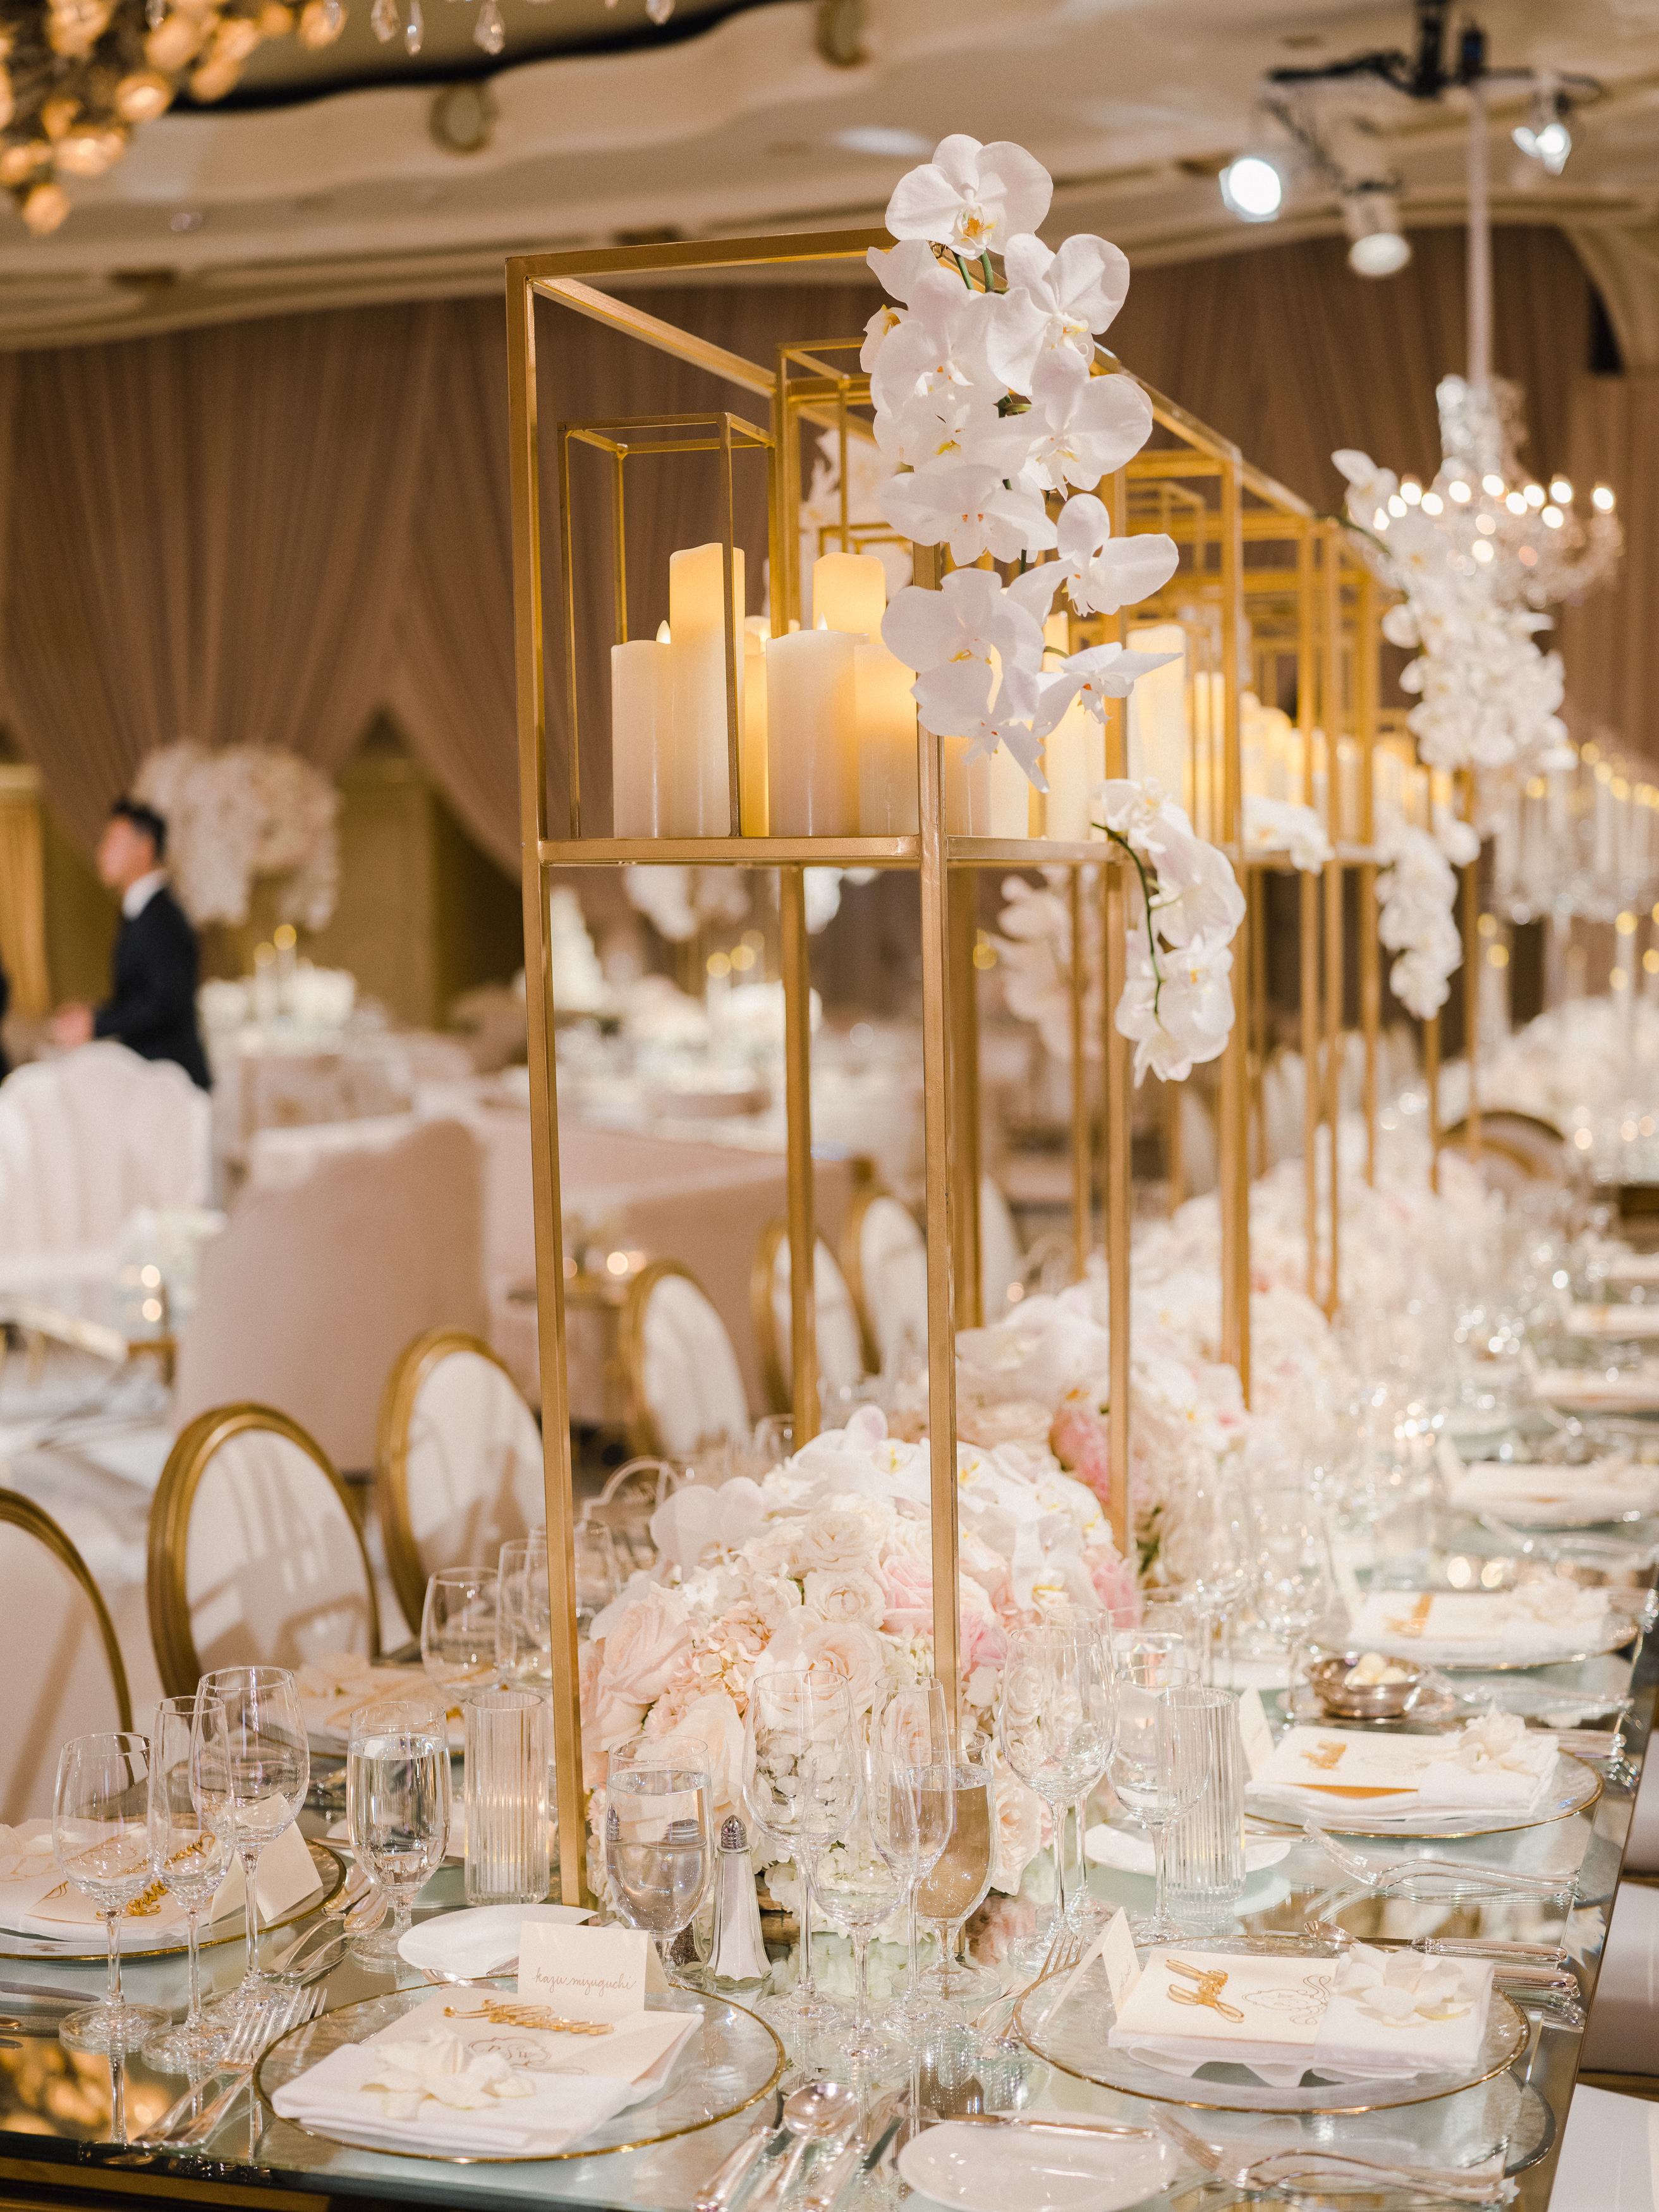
[125, 1983, 324, 2154]
[1308, 1826, 1578, 1899]
[266, 1873, 384, 1979]
[1153, 2108, 1514, 2204]
[970, 1917, 1088, 2031]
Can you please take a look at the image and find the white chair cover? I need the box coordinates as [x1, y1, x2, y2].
[174, 1117, 485, 1470]
[404, 1348, 545, 1578]
[770, 1237, 865, 1397]
[856, 1195, 928, 1371]
[182, 1429, 374, 1678]
[1554, 2085, 1659, 2211]
[0, 1507, 127, 1823]
[0, 1042, 210, 1273]
[1583, 1880, 1659, 2076]
[1627, 1740, 1659, 1873]
[980, 1176, 1022, 1318]
[639, 1275, 749, 1457]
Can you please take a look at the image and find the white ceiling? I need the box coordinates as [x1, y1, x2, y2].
[6, 0, 1659, 348]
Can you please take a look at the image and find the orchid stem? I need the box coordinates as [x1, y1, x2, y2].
[952, 252, 975, 291]
[1100, 823, 1165, 1019]
[981, 250, 996, 293]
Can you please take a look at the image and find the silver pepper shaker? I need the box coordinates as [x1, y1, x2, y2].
[707, 1814, 770, 1986]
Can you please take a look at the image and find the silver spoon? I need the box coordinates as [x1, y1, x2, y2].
[753, 2080, 858, 2209]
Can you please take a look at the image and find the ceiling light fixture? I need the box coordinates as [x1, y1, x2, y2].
[1343, 184, 1411, 276]
[1217, 154, 1284, 222]
[1513, 87, 1572, 174]
[832, 126, 932, 159]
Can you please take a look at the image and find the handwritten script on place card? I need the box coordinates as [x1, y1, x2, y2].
[518, 1922, 650, 2022]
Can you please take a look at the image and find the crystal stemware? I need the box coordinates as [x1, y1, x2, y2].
[803, 1714, 909, 2074]
[193, 1665, 309, 2016]
[1107, 1674, 1210, 1943]
[497, 1538, 554, 1694]
[604, 1735, 715, 1989]
[741, 1665, 853, 2036]
[347, 1698, 450, 1965]
[911, 1751, 998, 2005]
[421, 1567, 501, 1707]
[52, 1732, 169, 2053]
[1248, 1481, 1338, 1701]
[142, 1694, 234, 2069]
[999, 1626, 1115, 1960]
[872, 1680, 952, 2028]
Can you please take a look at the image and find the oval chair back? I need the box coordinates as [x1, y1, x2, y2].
[375, 1328, 545, 1635]
[148, 1405, 380, 1700]
[751, 1219, 865, 1416]
[619, 1260, 750, 1461]
[0, 1491, 131, 1822]
[841, 1187, 928, 1373]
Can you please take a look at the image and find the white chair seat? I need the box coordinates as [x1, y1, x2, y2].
[0, 1493, 131, 1823]
[1555, 2084, 1659, 2209]
[767, 1231, 865, 1407]
[1584, 1880, 1659, 2077]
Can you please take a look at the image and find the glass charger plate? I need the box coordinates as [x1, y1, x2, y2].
[1321, 1593, 1646, 1671]
[1014, 1939, 1528, 2116]
[255, 1983, 784, 2163]
[0, 1841, 346, 1960]
[1245, 1750, 1601, 1838]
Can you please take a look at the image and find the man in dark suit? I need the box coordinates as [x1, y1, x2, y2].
[52, 798, 211, 1090]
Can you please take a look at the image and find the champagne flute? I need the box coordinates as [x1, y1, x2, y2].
[605, 1734, 715, 1990]
[999, 1626, 1115, 1957]
[872, 1680, 952, 2027]
[574, 1522, 621, 1636]
[52, 1732, 168, 2053]
[142, 1694, 234, 2069]
[194, 1666, 309, 2015]
[497, 1538, 553, 1693]
[803, 1714, 909, 2073]
[347, 1698, 450, 1964]
[912, 1751, 997, 2005]
[741, 1666, 852, 2036]
[1249, 1483, 1337, 1703]
[1107, 1673, 1209, 1942]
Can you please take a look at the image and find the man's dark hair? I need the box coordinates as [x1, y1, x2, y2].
[109, 796, 167, 861]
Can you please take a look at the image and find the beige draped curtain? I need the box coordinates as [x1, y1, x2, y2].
[0, 224, 1650, 881]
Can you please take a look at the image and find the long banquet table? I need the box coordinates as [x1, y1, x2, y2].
[2, 1632, 1653, 2211]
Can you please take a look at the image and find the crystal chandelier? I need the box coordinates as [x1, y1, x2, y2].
[0, 0, 676, 235]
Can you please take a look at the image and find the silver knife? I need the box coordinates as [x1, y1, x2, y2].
[799, 2098, 908, 2212]
[693, 2093, 787, 2212]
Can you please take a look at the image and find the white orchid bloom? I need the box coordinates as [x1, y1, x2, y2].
[1432, 803, 1480, 866]
[885, 133, 1052, 258]
[866, 237, 954, 305]
[1243, 794, 1334, 873]
[869, 279, 1003, 419]
[878, 463, 1055, 565]
[1116, 924, 1236, 1084]
[1054, 491, 1179, 616]
[882, 564, 1053, 748]
[1029, 640, 1180, 739]
[1022, 350, 1154, 495]
[872, 384, 1033, 477]
[990, 232, 1131, 386]
[1151, 828, 1246, 947]
[1380, 603, 1419, 650]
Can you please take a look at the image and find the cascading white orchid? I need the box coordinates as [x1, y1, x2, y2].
[884, 133, 1054, 260]
[1054, 493, 1181, 618]
[882, 563, 1061, 782]
[1374, 815, 1464, 1020]
[1242, 795, 1334, 874]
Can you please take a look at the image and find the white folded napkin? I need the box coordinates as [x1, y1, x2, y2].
[1107, 1944, 1492, 2087]
[1347, 1582, 1610, 1662]
[1534, 1367, 1659, 1411]
[295, 1653, 465, 1749]
[1249, 1713, 1558, 1818]
[0, 1816, 321, 1943]
[1568, 1304, 1659, 1339]
[397, 1902, 593, 1980]
[1415, 1706, 1559, 1811]
[1084, 1825, 1291, 1876]
[1450, 1457, 1658, 1528]
[270, 1993, 698, 2157]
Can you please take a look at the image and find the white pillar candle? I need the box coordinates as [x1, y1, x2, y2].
[856, 637, 919, 834]
[1126, 623, 1185, 801]
[741, 619, 769, 835]
[987, 739, 1031, 838]
[668, 541, 741, 836]
[813, 550, 887, 640]
[943, 737, 990, 834]
[611, 626, 673, 836]
[766, 627, 859, 835]
[1044, 697, 1105, 842]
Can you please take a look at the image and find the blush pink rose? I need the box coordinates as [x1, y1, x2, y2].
[1090, 1550, 1141, 1627]
[1050, 1391, 1112, 1515]
[880, 1552, 933, 1635]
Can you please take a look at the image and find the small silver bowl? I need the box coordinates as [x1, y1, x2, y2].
[1308, 1651, 1426, 1720]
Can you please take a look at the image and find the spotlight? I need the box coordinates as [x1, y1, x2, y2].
[1219, 155, 1284, 222]
[1593, 484, 1617, 512]
[1514, 91, 1572, 176]
[1550, 477, 1572, 502]
[1342, 185, 1409, 276]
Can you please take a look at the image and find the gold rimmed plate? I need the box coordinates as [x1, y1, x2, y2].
[253, 1983, 785, 2163]
[1244, 1751, 1601, 1840]
[0, 1841, 346, 1961]
[1014, 1938, 1528, 2116]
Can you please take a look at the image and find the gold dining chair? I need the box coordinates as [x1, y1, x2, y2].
[148, 1404, 380, 1701]
[0, 1490, 131, 1823]
[374, 1327, 547, 1637]
[751, 1217, 867, 1416]
[618, 1258, 751, 1459]
[838, 1184, 928, 1375]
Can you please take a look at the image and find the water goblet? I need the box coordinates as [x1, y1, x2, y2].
[141, 1694, 234, 2070]
[1248, 1483, 1338, 1700]
[741, 1665, 853, 2035]
[346, 1698, 450, 1964]
[52, 1732, 169, 2053]
[421, 1567, 501, 1706]
[872, 1680, 952, 2027]
[574, 1521, 621, 1637]
[604, 1735, 715, 1989]
[1107, 1674, 1211, 1943]
[911, 1751, 998, 2006]
[193, 1666, 310, 2016]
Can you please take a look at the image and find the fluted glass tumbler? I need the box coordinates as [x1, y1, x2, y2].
[463, 1687, 550, 1905]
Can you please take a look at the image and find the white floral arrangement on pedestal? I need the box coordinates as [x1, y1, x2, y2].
[133, 740, 340, 932]
[1374, 809, 1478, 1021]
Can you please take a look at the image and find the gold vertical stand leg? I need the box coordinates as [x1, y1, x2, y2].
[1248, 866, 1267, 1179]
[1462, 851, 1481, 1164]
[1360, 863, 1379, 1188]
[951, 873, 983, 1328]
[1103, 861, 1132, 1564]
[1300, 869, 1320, 1304]
[1425, 1013, 1442, 1195]
[509, 274, 586, 1906]
[1217, 453, 1249, 1401]
[1323, 857, 1344, 1319]
[781, 866, 818, 1443]
[1070, 866, 1090, 1280]
[918, 718, 961, 1741]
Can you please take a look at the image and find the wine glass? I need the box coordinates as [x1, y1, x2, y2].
[193, 1666, 309, 2015]
[51, 1732, 169, 2053]
[1248, 1483, 1338, 1703]
[1107, 1672, 1208, 1942]
[872, 1680, 952, 2027]
[422, 1568, 501, 1706]
[1112, 1627, 1194, 1686]
[574, 1522, 621, 1636]
[803, 1714, 909, 2075]
[999, 1626, 1115, 1958]
[741, 1665, 853, 2036]
[1153, 1464, 1251, 1682]
[143, 1694, 234, 2069]
[347, 1698, 450, 1965]
[912, 1749, 998, 2005]
[604, 1734, 715, 1989]
[497, 1539, 553, 1693]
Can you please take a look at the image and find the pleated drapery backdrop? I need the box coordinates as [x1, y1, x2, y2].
[0, 222, 1649, 876]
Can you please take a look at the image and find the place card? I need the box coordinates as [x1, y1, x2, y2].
[1040, 1904, 1139, 2026]
[518, 1921, 657, 2022]
[1237, 1687, 1276, 1780]
[210, 1820, 323, 1926]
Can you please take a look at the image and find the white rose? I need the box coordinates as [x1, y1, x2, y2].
[740, 1521, 805, 1580]
[802, 1566, 887, 1629]
[988, 1771, 1045, 1895]
[598, 1583, 695, 1706]
[793, 1505, 880, 1575]
[774, 1616, 888, 1718]
[645, 1687, 746, 1825]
